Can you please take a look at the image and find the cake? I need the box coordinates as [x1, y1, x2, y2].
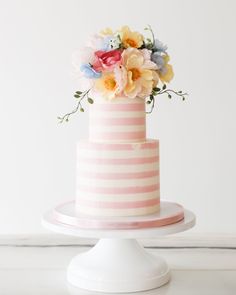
[58, 25, 186, 217]
[76, 97, 160, 216]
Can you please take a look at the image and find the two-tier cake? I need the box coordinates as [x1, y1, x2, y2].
[58, 25, 186, 219]
[76, 97, 160, 216]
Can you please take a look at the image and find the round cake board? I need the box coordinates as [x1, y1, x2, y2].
[42, 201, 195, 293]
[52, 200, 185, 231]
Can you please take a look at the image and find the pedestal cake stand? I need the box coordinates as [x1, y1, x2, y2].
[42, 201, 195, 293]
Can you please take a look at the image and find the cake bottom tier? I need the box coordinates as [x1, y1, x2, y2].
[76, 139, 160, 217]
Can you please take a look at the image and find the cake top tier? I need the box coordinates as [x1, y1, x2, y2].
[89, 96, 146, 143]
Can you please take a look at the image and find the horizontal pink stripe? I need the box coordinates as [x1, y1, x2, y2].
[91, 103, 145, 112]
[91, 131, 145, 141]
[90, 117, 145, 126]
[77, 198, 159, 209]
[77, 184, 159, 194]
[77, 156, 159, 165]
[77, 170, 159, 180]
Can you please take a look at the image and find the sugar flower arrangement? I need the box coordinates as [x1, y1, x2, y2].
[59, 25, 187, 122]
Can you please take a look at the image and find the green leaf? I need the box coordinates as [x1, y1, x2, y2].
[87, 97, 94, 104]
[146, 38, 151, 42]
[146, 100, 151, 104]
[74, 94, 80, 98]
[76, 91, 82, 95]
[162, 84, 166, 90]
[147, 44, 153, 49]
[80, 108, 84, 112]
[153, 87, 161, 92]
[150, 94, 154, 100]
[168, 94, 172, 99]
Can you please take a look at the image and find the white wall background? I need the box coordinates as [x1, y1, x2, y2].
[0, 0, 235, 235]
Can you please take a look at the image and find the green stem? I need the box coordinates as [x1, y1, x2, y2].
[148, 24, 155, 46]
[146, 88, 187, 114]
[146, 97, 155, 114]
[58, 89, 90, 123]
[159, 89, 188, 100]
[159, 89, 187, 95]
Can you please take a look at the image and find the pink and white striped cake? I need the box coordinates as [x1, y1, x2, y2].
[76, 97, 160, 217]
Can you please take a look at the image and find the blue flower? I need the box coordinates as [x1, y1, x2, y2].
[151, 52, 165, 70]
[153, 39, 168, 53]
[80, 64, 101, 79]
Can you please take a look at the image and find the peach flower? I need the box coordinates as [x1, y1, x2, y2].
[122, 48, 159, 98]
[95, 72, 120, 100]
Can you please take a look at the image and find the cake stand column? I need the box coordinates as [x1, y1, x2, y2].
[67, 238, 170, 293]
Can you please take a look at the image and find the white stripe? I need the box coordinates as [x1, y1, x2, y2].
[77, 162, 159, 173]
[89, 111, 145, 119]
[76, 176, 159, 188]
[89, 125, 145, 133]
[76, 190, 160, 202]
[77, 147, 158, 159]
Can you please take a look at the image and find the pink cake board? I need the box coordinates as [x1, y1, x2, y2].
[52, 200, 184, 230]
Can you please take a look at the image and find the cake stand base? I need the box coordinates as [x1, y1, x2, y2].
[42, 203, 195, 293]
[67, 238, 170, 293]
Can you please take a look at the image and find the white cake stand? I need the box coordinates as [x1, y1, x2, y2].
[42, 202, 195, 293]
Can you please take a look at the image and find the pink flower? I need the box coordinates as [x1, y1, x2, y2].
[93, 50, 122, 71]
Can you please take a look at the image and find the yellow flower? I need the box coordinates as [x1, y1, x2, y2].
[159, 55, 174, 83]
[119, 26, 144, 48]
[95, 72, 119, 100]
[100, 27, 114, 36]
[122, 48, 158, 98]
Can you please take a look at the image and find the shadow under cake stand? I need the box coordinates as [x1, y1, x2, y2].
[42, 201, 195, 293]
